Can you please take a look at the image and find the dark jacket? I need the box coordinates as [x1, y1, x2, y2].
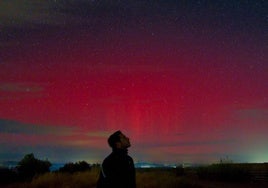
[97, 149, 136, 188]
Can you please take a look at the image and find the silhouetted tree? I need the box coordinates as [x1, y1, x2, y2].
[17, 153, 51, 181]
[59, 161, 91, 173]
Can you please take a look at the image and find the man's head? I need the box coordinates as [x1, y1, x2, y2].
[108, 130, 131, 149]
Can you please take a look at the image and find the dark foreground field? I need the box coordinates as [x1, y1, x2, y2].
[2, 163, 268, 188]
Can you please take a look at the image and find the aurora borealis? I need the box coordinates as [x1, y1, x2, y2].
[0, 0, 267, 164]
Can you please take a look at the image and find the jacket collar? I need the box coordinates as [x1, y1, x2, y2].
[112, 148, 128, 155]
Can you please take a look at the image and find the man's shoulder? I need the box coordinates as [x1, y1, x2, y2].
[103, 152, 133, 163]
[126, 155, 134, 161]
[103, 153, 113, 162]
[103, 152, 118, 164]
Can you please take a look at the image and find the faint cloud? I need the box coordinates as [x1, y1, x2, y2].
[0, 82, 46, 100]
[0, 0, 63, 26]
[234, 108, 268, 121]
[98, 96, 165, 105]
[135, 139, 236, 148]
[0, 0, 113, 27]
[0, 119, 76, 136]
[174, 132, 185, 136]
[0, 82, 44, 93]
[86, 131, 110, 138]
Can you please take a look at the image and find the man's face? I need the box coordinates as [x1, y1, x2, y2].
[117, 133, 131, 149]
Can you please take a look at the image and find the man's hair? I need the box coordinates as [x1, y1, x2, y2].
[108, 130, 122, 148]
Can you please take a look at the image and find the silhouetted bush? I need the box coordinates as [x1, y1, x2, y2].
[197, 163, 251, 182]
[175, 165, 185, 176]
[59, 161, 91, 173]
[17, 153, 51, 181]
[0, 167, 18, 185]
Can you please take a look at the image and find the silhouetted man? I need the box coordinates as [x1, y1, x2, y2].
[97, 130, 136, 188]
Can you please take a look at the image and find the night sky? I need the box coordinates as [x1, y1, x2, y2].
[0, 0, 267, 164]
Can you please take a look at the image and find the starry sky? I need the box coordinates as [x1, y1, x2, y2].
[0, 0, 268, 164]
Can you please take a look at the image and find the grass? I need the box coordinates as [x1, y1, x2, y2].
[4, 167, 100, 188]
[197, 163, 252, 182]
[136, 168, 203, 188]
[4, 167, 202, 188]
[3, 164, 268, 188]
